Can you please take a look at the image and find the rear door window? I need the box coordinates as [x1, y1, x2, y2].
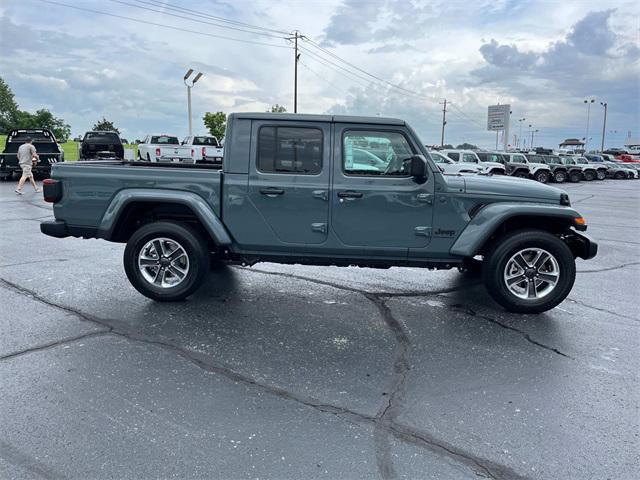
[257, 126, 322, 174]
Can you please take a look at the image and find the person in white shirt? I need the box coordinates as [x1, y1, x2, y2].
[15, 137, 41, 195]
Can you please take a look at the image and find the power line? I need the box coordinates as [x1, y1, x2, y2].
[298, 59, 356, 99]
[37, 0, 292, 49]
[134, 0, 290, 35]
[108, 0, 287, 39]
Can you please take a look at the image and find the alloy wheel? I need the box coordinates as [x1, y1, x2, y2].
[503, 248, 560, 300]
[138, 237, 190, 288]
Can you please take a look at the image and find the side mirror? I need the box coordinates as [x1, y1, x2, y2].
[409, 155, 427, 178]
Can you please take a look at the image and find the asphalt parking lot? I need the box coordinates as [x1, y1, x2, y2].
[0, 179, 638, 480]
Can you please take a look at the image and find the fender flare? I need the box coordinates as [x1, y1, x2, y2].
[97, 188, 232, 245]
[449, 202, 581, 257]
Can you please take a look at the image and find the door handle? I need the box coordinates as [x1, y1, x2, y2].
[259, 187, 284, 196]
[337, 191, 363, 199]
[312, 190, 328, 201]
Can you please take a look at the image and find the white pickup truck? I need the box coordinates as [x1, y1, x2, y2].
[181, 135, 224, 165]
[137, 134, 193, 163]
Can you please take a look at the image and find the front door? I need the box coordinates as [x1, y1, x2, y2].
[331, 125, 434, 249]
[247, 121, 330, 246]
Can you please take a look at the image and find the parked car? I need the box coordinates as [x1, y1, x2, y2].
[0, 128, 64, 180]
[429, 150, 481, 174]
[137, 134, 193, 163]
[602, 161, 635, 179]
[121, 138, 129, 145]
[41, 112, 597, 314]
[440, 149, 506, 175]
[617, 154, 640, 163]
[477, 151, 530, 178]
[181, 135, 224, 166]
[560, 156, 599, 181]
[80, 131, 124, 160]
[583, 154, 611, 180]
[527, 154, 582, 183]
[504, 152, 552, 183]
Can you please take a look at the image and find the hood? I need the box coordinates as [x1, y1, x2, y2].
[463, 173, 563, 202]
[528, 162, 551, 169]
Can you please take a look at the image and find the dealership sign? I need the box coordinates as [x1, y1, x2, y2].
[487, 104, 510, 131]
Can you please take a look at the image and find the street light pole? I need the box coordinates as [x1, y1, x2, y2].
[518, 118, 526, 148]
[600, 102, 608, 152]
[440, 99, 447, 147]
[583, 98, 595, 152]
[184, 69, 203, 136]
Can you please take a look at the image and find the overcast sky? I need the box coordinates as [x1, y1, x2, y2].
[1, 0, 638, 149]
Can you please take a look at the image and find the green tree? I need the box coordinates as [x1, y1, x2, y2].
[203, 111, 227, 139]
[93, 117, 120, 133]
[268, 104, 287, 113]
[0, 76, 19, 134]
[15, 109, 71, 142]
[456, 143, 478, 150]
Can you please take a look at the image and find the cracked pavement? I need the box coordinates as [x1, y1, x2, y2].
[0, 181, 638, 479]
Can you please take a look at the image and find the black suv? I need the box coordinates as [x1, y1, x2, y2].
[80, 131, 124, 160]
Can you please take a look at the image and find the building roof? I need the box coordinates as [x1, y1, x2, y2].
[559, 138, 585, 146]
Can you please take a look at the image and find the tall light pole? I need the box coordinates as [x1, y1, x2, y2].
[531, 129, 539, 149]
[518, 118, 526, 148]
[440, 99, 447, 147]
[600, 101, 608, 152]
[184, 69, 203, 136]
[583, 98, 595, 152]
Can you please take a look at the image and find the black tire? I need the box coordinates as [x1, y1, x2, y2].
[568, 171, 581, 183]
[124, 221, 209, 301]
[614, 171, 625, 180]
[583, 170, 596, 181]
[552, 170, 566, 183]
[137, 151, 142, 161]
[514, 171, 529, 179]
[533, 170, 549, 183]
[482, 229, 576, 314]
[146, 153, 151, 162]
[596, 169, 606, 180]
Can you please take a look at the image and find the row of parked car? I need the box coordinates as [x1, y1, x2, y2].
[429, 148, 640, 183]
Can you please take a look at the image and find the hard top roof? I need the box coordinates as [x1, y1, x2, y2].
[231, 112, 405, 125]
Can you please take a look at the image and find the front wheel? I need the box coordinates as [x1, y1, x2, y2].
[124, 221, 209, 301]
[596, 169, 606, 180]
[583, 170, 596, 181]
[568, 171, 582, 183]
[482, 230, 576, 313]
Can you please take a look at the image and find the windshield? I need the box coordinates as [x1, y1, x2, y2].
[512, 154, 527, 163]
[151, 136, 179, 145]
[192, 136, 219, 146]
[559, 157, 575, 165]
[84, 132, 120, 143]
[430, 152, 452, 164]
[462, 153, 478, 163]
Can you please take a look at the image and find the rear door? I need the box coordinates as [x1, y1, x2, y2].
[247, 121, 330, 246]
[331, 124, 434, 249]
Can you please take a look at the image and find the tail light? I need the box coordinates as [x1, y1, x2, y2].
[155, 147, 161, 157]
[202, 147, 206, 157]
[191, 148, 195, 157]
[43, 178, 62, 203]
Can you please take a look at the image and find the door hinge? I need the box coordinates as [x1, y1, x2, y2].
[311, 223, 327, 233]
[414, 226, 432, 237]
[417, 193, 433, 204]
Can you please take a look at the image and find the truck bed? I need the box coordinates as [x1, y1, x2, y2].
[49, 161, 223, 229]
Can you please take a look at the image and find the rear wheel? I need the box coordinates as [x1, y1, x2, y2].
[596, 169, 606, 180]
[482, 229, 576, 313]
[553, 170, 566, 183]
[124, 221, 209, 301]
[569, 171, 582, 183]
[614, 171, 625, 180]
[534, 170, 549, 183]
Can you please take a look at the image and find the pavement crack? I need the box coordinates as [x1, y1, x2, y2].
[566, 297, 639, 323]
[577, 261, 640, 273]
[448, 304, 573, 358]
[0, 331, 110, 361]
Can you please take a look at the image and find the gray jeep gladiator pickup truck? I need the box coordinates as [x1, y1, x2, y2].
[41, 113, 597, 313]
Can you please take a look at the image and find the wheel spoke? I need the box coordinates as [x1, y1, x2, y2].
[527, 279, 537, 298]
[152, 240, 165, 257]
[513, 253, 530, 270]
[139, 257, 157, 267]
[537, 272, 558, 284]
[533, 251, 550, 269]
[152, 267, 163, 285]
[506, 274, 527, 286]
[168, 248, 186, 262]
[168, 265, 186, 279]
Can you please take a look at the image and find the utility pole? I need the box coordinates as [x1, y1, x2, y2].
[600, 102, 608, 152]
[518, 118, 526, 148]
[287, 31, 303, 113]
[440, 99, 447, 146]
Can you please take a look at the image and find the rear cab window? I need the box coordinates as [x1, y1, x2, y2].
[257, 126, 322, 174]
[84, 132, 120, 143]
[193, 136, 219, 146]
[151, 136, 179, 145]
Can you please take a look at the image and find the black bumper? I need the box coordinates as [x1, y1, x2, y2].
[40, 220, 97, 239]
[567, 230, 598, 260]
